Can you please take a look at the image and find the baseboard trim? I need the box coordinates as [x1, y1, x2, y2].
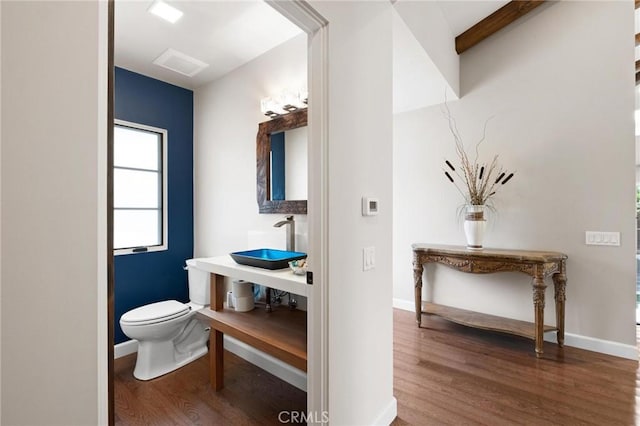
[371, 397, 397, 425]
[223, 335, 307, 391]
[114, 339, 138, 359]
[392, 298, 415, 313]
[393, 298, 638, 361]
[114, 337, 307, 390]
[543, 332, 638, 360]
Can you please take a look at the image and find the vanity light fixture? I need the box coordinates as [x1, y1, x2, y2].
[260, 90, 308, 119]
[148, 0, 183, 24]
[260, 97, 287, 119]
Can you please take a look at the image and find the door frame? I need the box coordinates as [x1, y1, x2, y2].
[266, 1, 329, 418]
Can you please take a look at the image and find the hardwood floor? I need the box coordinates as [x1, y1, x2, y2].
[392, 309, 640, 426]
[114, 349, 306, 425]
[115, 310, 640, 425]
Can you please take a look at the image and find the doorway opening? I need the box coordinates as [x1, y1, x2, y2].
[108, 0, 329, 422]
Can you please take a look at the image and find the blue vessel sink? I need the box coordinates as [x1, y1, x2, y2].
[230, 248, 307, 270]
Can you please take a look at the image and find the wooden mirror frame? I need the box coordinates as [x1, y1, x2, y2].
[257, 108, 308, 214]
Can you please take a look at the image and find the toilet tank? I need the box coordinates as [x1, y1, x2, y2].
[185, 259, 210, 306]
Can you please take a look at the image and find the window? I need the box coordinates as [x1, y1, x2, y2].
[114, 120, 168, 255]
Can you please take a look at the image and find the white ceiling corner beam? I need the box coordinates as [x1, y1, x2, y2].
[393, 0, 460, 98]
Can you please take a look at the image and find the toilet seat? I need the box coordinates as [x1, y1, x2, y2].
[121, 300, 191, 326]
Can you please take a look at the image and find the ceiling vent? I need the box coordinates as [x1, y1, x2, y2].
[152, 48, 209, 77]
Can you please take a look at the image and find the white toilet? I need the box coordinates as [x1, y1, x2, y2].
[120, 259, 210, 380]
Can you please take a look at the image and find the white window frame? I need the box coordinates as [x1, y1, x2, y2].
[114, 119, 168, 255]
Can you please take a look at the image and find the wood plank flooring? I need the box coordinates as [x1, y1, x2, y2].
[115, 309, 640, 425]
[392, 309, 640, 426]
[114, 349, 306, 425]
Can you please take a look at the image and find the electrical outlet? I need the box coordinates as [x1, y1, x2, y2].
[363, 246, 375, 271]
[585, 231, 620, 246]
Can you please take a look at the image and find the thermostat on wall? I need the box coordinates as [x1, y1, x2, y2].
[362, 197, 379, 216]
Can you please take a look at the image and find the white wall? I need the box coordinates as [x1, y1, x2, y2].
[1, 1, 107, 424]
[309, 1, 396, 424]
[284, 126, 308, 200]
[194, 34, 308, 257]
[0, 2, 3, 420]
[392, 8, 454, 114]
[393, 0, 459, 98]
[394, 1, 636, 352]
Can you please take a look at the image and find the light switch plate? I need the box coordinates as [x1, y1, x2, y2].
[585, 231, 620, 246]
[363, 246, 375, 271]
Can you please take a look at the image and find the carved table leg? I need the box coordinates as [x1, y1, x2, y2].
[552, 260, 567, 347]
[413, 260, 424, 327]
[532, 268, 546, 357]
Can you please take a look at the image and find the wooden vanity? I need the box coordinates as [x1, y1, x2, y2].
[194, 256, 309, 390]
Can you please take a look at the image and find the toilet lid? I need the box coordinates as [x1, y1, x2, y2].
[121, 300, 190, 325]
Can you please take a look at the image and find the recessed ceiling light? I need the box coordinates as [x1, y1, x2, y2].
[148, 0, 183, 24]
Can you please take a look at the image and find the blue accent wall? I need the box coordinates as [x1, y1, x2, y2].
[114, 67, 194, 344]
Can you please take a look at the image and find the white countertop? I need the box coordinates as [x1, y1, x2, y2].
[195, 255, 309, 297]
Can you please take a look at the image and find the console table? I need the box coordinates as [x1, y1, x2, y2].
[412, 244, 567, 357]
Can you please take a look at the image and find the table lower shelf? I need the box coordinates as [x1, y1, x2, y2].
[421, 302, 557, 340]
[197, 305, 307, 372]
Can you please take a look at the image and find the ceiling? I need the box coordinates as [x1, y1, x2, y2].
[438, 1, 509, 35]
[115, 0, 507, 95]
[115, 0, 303, 89]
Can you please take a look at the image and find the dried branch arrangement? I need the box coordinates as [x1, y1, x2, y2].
[442, 104, 514, 206]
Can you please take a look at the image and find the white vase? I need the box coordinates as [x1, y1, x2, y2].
[464, 205, 486, 250]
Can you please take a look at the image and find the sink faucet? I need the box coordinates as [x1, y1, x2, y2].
[273, 215, 295, 252]
[272, 215, 298, 311]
